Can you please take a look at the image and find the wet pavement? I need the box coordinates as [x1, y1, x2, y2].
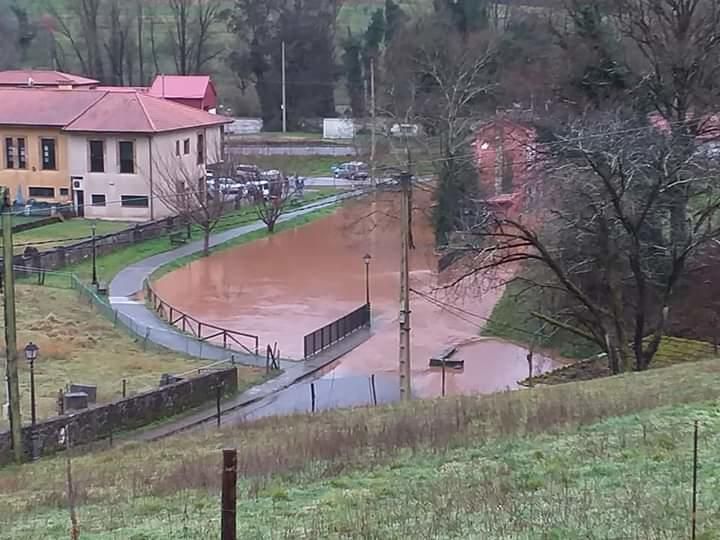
[155, 190, 563, 400]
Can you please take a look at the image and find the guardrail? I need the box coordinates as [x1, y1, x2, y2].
[303, 304, 370, 359]
[145, 281, 260, 357]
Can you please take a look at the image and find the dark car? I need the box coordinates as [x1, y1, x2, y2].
[333, 161, 369, 181]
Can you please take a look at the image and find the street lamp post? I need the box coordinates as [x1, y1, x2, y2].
[91, 222, 98, 287]
[24, 342, 38, 426]
[363, 253, 372, 306]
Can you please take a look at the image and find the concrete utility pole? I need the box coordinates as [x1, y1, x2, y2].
[281, 40, 287, 133]
[370, 57, 377, 187]
[2, 187, 22, 461]
[398, 172, 412, 400]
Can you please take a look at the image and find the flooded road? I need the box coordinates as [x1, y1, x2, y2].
[155, 190, 562, 398]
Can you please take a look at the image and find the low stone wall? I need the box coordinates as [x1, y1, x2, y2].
[0, 367, 238, 465]
[10, 215, 185, 276]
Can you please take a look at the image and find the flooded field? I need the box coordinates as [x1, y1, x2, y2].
[154, 190, 562, 398]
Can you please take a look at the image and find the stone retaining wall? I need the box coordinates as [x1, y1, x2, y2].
[0, 367, 238, 465]
[11, 215, 185, 276]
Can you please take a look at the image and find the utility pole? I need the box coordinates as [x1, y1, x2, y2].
[2, 187, 22, 461]
[281, 40, 287, 134]
[398, 172, 412, 400]
[370, 57, 376, 187]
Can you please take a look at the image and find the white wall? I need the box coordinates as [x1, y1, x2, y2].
[323, 118, 355, 139]
[69, 126, 223, 221]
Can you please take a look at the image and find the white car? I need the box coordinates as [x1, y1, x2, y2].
[207, 177, 244, 196]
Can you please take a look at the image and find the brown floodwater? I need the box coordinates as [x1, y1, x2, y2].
[154, 190, 562, 397]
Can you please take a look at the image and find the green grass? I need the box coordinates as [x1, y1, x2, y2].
[0, 285, 265, 430]
[10, 218, 133, 253]
[238, 155, 353, 177]
[483, 280, 601, 360]
[1, 357, 720, 537]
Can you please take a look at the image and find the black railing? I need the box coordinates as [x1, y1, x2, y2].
[145, 281, 260, 357]
[304, 304, 370, 359]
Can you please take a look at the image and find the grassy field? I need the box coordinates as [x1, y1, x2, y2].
[0, 285, 265, 429]
[0, 357, 719, 537]
[12, 219, 133, 253]
[234, 155, 349, 177]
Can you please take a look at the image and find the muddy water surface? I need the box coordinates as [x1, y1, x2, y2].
[155, 191, 562, 398]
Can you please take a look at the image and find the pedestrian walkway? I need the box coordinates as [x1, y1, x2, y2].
[109, 193, 352, 369]
[128, 328, 371, 442]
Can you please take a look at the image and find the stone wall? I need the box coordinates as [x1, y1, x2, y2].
[0, 367, 238, 465]
[10, 215, 185, 277]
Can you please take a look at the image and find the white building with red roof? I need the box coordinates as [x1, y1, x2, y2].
[0, 87, 230, 220]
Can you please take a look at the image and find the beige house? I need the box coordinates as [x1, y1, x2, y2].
[0, 87, 229, 220]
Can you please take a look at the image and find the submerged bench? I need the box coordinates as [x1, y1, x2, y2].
[429, 346, 464, 369]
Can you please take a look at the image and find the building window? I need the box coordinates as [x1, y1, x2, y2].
[60, 188, 69, 196]
[183, 139, 190, 155]
[4, 138, 13, 169]
[91, 194, 106, 206]
[17, 138, 26, 169]
[28, 187, 55, 198]
[501, 150, 514, 194]
[176, 140, 180, 156]
[121, 195, 148, 208]
[119, 141, 135, 174]
[41, 138, 57, 170]
[197, 133, 204, 165]
[89, 140, 105, 172]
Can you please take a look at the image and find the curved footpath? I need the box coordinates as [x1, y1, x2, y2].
[109, 191, 372, 441]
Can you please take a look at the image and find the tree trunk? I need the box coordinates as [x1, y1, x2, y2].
[203, 229, 210, 255]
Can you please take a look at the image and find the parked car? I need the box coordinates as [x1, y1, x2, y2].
[333, 161, 369, 181]
[247, 180, 271, 200]
[207, 177, 245, 196]
[235, 164, 261, 182]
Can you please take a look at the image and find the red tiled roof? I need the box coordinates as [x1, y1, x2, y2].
[0, 87, 230, 133]
[95, 86, 149, 93]
[64, 91, 230, 133]
[148, 75, 212, 99]
[0, 88, 105, 126]
[0, 69, 98, 87]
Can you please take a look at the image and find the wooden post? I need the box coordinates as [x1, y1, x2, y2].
[441, 358, 446, 397]
[122, 379, 127, 398]
[216, 383, 222, 427]
[221, 449, 238, 540]
[2, 187, 22, 462]
[527, 349, 534, 388]
[370, 374, 377, 406]
[398, 172, 412, 400]
[692, 420, 699, 540]
[310, 382, 316, 413]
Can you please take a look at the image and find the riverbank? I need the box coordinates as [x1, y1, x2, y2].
[1, 356, 717, 537]
[0, 285, 265, 430]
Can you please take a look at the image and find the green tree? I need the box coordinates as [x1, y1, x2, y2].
[342, 31, 364, 115]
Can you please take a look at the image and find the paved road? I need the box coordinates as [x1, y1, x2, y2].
[109, 192, 357, 369]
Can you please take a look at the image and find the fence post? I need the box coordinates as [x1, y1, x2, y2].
[310, 383, 316, 413]
[122, 379, 127, 398]
[216, 383, 222, 427]
[692, 420, 699, 540]
[221, 449, 237, 540]
[370, 374, 377, 406]
[441, 358, 446, 397]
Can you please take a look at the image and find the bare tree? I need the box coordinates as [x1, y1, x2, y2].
[167, 0, 227, 75]
[251, 173, 296, 233]
[152, 150, 227, 256]
[450, 114, 720, 373]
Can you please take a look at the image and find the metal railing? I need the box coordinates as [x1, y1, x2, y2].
[304, 304, 370, 359]
[145, 281, 260, 357]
